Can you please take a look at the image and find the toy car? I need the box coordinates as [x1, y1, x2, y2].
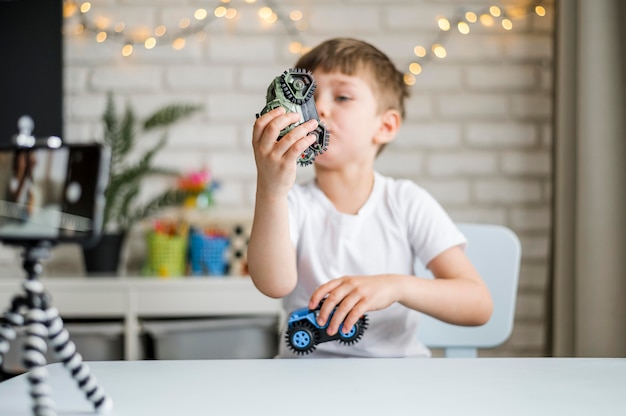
[285, 301, 368, 355]
[256, 68, 329, 167]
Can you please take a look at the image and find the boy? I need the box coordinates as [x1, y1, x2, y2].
[249, 38, 493, 358]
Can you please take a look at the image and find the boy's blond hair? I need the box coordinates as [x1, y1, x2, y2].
[295, 37, 409, 119]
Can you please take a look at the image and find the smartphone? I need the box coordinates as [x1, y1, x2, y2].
[0, 143, 110, 247]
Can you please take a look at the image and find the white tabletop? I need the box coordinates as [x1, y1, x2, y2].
[0, 358, 624, 416]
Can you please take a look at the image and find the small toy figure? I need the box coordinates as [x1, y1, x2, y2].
[256, 68, 329, 166]
[285, 300, 368, 355]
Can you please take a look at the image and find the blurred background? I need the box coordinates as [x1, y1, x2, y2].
[1, 0, 557, 360]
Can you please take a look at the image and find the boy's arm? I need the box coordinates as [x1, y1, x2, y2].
[247, 108, 318, 298]
[309, 246, 493, 336]
[247, 192, 297, 298]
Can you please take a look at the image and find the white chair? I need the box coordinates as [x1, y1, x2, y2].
[415, 223, 521, 358]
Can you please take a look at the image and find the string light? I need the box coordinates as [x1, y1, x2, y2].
[405, 1, 550, 82]
[63, 0, 549, 80]
[63, 0, 307, 57]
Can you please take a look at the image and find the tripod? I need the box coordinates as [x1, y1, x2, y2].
[0, 241, 113, 415]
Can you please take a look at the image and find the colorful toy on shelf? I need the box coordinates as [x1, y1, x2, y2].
[144, 220, 188, 278]
[189, 226, 230, 276]
[178, 168, 218, 209]
[256, 68, 329, 166]
[285, 300, 368, 355]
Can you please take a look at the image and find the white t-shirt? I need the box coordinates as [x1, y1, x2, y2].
[277, 171, 466, 358]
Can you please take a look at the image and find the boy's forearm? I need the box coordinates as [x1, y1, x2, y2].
[393, 274, 493, 326]
[247, 193, 298, 298]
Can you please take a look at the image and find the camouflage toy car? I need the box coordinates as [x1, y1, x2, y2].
[256, 68, 329, 167]
[285, 301, 368, 355]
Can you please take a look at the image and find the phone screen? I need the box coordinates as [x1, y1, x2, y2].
[0, 144, 109, 245]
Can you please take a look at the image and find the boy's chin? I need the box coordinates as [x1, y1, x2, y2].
[312, 150, 335, 168]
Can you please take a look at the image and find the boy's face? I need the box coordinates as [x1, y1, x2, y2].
[311, 70, 389, 169]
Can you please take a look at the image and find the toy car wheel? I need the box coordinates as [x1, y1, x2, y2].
[337, 316, 368, 345]
[296, 125, 329, 167]
[286, 321, 318, 355]
[280, 69, 315, 105]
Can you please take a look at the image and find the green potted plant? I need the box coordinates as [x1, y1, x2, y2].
[82, 92, 202, 275]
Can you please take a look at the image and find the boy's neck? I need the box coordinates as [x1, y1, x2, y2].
[314, 167, 375, 215]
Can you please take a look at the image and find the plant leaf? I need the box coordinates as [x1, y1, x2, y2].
[124, 189, 190, 229]
[143, 104, 203, 131]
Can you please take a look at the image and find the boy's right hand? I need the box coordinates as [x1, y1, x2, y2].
[252, 107, 318, 197]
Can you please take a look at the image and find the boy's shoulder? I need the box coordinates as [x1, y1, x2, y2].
[375, 172, 428, 197]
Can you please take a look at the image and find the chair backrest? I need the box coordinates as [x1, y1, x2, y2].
[415, 223, 521, 357]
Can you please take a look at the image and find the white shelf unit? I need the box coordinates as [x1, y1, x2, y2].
[0, 277, 282, 360]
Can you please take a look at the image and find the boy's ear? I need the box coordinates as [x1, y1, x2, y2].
[374, 109, 401, 145]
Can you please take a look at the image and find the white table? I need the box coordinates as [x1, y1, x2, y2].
[0, 358, 624, 415]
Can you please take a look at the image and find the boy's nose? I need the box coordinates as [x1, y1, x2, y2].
[315, 97, 328, 121]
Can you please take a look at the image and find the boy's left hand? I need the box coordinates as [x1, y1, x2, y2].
[309, 275, 401, 336]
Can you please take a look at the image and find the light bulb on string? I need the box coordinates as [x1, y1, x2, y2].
[289, 10, 303, 21]
[179, 18, 191, 29]
[145, 37, 157, 49]
[409, 62, 422, 75]
[489, 6, 501, 17]
[154, 25, 166, 37]
[121, 44, 133, 57]
[535, 5, 546, 16]
[404, 73, 416, 86]
[501, 18, 513, 30]
[437, 17, 451, 31]
[195, 9, 208, 21]
[258, 7, 273, 20]
[225, 8, 237, 19]
[413, 45, 427, 58]
[64, 1, 78, 18]
[214, 6, 227, 18]
[432, 43, 447, 58]
[172, 38, 186, 50]
[289, 41, 302, 54]
[465, 11, 477, 23]
[457, 21, 470, 34]
[480, 13, 494, 26]
[80, 2, 91, 14]
[96, 31, 107, 42]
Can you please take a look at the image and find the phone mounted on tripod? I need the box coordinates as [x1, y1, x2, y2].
[0, 116, 110, 249]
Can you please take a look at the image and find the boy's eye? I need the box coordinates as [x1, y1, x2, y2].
[335, 95, 351, 102]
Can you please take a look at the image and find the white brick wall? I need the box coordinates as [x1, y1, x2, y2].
[0, 0, 554, 357]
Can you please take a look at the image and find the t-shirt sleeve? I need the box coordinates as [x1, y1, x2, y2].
[402, 182, 467, 268]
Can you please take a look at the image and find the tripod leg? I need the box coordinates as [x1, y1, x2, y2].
[0, 321, 17, 368]
[47, 307, 113, 413]
[1, 296, 27, 368]
[23, 308, 56, 416]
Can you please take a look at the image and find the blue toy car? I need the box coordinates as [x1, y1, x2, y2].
[285, 301, 368, 355]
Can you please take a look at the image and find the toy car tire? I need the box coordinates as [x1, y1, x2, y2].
[279, 69, 315, 105]
[286, 320, 318, 355]
[337, 317, 367, 345]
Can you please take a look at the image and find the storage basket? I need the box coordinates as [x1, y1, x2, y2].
[145, 231, 188, 277]
[189, 230, 230, 276]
